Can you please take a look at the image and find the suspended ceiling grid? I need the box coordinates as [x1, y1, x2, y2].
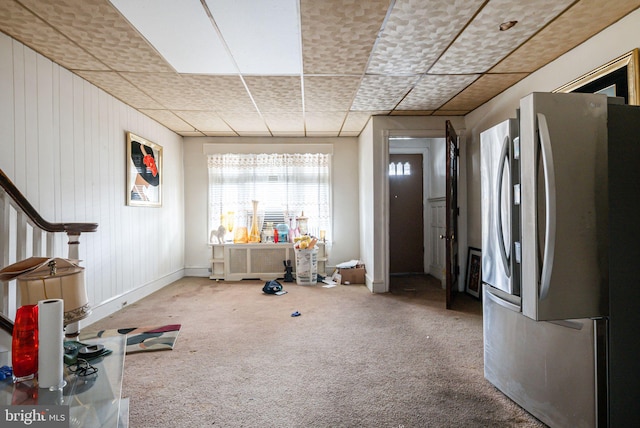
[0, 0, 639, 137]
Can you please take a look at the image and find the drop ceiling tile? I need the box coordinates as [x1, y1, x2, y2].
[74, 70, 164, 109]
[351, 75, 420, 111]
[0, 1, 109, 71]
[338, 131, 361, 137]
[303, 76, 361, 112]
[389, 110, 433, 115]
[244, 76, 302, 112]
[122, 73, 256, 112]
[367, 0, 485, 74]
[202, 131, 237, 137]
[19, 0, 173, 72]
[122, 72, 210, 110]
[173, 111, 234, 134]
[491, 0, 640, 73]
[396, 74, 480, 110]
[262, 111, 305, 134]
[432, 110, 468, 116]
[300, 0, 390, 74]
[305, 111, 347, 135]
[342, 111, 389, 133]
[438, 73, 528, 111]
[180, 131, 207, 137]
[139, 109, 196, 133]
[218, 112, 270, 136]
[429, 0, 574, 74]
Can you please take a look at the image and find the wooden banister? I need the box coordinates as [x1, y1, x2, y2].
[1, 167, 98, 336]
[0, 169, 98, 234]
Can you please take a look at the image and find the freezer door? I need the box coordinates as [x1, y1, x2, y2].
[520, 92, 609, 321]
[480, 119, 519, 295]
[483, 284, 606, 428]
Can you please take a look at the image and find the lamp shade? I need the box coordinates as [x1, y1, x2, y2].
[1, 257, 91, 325]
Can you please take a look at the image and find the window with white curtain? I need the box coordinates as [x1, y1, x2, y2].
[207, 153, 332, 241]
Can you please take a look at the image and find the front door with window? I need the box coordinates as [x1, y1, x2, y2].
[389, 154, 424, 274]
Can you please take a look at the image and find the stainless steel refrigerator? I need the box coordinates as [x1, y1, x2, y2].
[481, 92, 640, 427]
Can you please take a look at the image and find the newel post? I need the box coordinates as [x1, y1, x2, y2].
[65, 231, 82, 338]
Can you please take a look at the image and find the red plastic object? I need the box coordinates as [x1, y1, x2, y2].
[11, 304, 39, 381]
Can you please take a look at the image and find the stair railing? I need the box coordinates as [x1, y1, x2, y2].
[0, 168, 98, 335]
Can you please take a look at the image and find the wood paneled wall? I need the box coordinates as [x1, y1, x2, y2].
[0, 33, 185, 325]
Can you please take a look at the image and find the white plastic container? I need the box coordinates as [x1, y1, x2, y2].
[294, 247, 318, 285]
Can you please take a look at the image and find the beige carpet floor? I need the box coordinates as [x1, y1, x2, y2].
[85, 275, 546, 428]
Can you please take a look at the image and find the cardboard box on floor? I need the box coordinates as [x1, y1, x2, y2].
[337, 265, 365, 285]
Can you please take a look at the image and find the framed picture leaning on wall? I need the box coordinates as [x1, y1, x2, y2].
[465, 247, 482, 299]
[126, 132, 162, 207]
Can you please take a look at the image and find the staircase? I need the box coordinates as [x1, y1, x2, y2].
[0, 168, 97, 345]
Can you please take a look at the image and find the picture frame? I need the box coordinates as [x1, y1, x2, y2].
[465, 247, 482, 299]
[554, 48, 639, 105]
[126, 132, 162, 207]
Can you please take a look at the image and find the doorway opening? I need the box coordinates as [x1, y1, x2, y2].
[388, 137, 446, 289]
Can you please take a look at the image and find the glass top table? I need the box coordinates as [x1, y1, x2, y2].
[0, 334, 126, 428]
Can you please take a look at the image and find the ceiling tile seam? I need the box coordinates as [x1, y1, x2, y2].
[487, 0, 583, 74]
[116, 70, 174, 111]
[380, 0, 490, 115]
[339, 0, 398, 129]
[388, 71, 483, 114]
[199, 0, 273, 136]
[491, 3, 640, 75]
[13, 0, 111, 72]
[294, 0, 308, 137]
[422, 0, 490, 75]
[420, 73, 485, 114]
[106, 0, 177, 73]
[359, 0, 397, 74]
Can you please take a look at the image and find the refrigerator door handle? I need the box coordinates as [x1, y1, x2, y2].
[536, 113, 556, 300]
[485, 286, 520, 312]
[494, 135, 511, 277]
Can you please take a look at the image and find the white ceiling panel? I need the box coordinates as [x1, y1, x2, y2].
[109, 0, 235, 73]
[204, 0, 302, 75]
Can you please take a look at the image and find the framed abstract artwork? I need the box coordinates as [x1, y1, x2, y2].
[126, 132, 162, 207]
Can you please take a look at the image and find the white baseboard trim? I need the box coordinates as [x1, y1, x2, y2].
[368, 275, 386, 293]
[184, 267, 210, 277]
[81, 269, 185, 329]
